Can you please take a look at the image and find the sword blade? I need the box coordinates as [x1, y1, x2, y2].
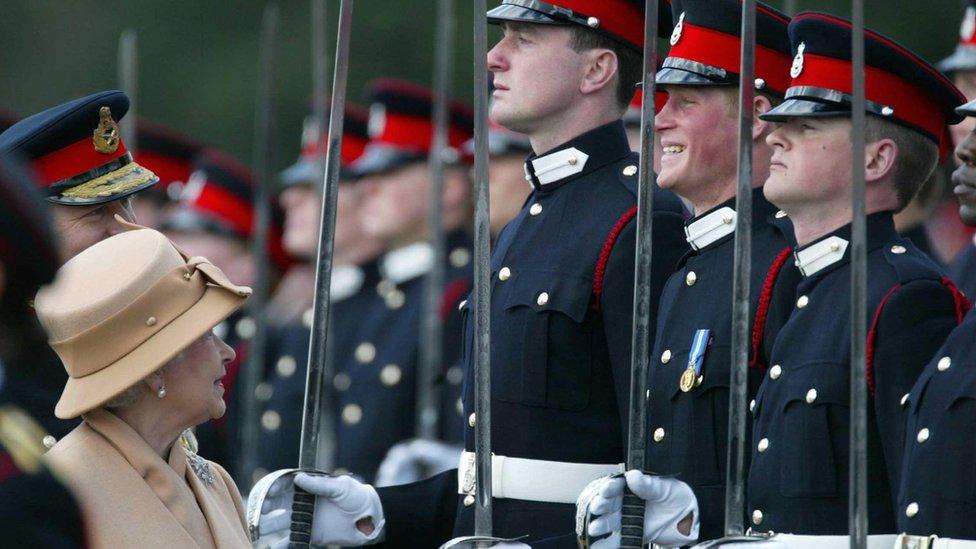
[621, 2, 659, 547]
[117, 29, 138, 154]
[849, 1, 868, 547]
[472, 0, 493, 540]
[724, 0, 755, 537]
[239, 1, 279, 491]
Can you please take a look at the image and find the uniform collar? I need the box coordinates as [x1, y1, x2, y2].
[330, 264, 365, 303]
[793, 211, 897, 278]
[380, 241, 434, 284]
[523, 120, 631, 192]
[685, 203, 736, 251]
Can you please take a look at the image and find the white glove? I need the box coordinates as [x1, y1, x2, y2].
[375, 439, 462, 487]
[259, 473, 385, 547]
[582, 470, 699, 549]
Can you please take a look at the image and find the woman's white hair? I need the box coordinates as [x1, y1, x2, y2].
[103, 350, 184, 410]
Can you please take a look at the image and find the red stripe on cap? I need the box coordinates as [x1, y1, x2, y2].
[301, 134, 369, 166]
[190, 179, 252, 238]
[792, 53, 947, 141]
[377, 112, 471, 154]
[556, 0, 645, 49]
[667, 22, 792, 94]
[33, 137, 128, 186]
[137, 151, 193, 188]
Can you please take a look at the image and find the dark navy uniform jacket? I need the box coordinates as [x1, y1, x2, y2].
[950, 240, 976, 299]
[376, 120, 690, 547]
[898, 299, 976, 538]
[748, 213, 961, 535]
[320, 234, 472, 483]
[255, 261, 382, 473]
[646, 189, 798, 540]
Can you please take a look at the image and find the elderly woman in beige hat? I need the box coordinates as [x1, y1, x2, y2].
[36, 227, 253, 548]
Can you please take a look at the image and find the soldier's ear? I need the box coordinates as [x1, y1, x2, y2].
[579, 48, 618, 97]
[864, 138, 898, 184]
[752, 95, 774, 141]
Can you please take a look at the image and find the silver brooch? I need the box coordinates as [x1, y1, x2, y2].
[187, 451, 215, 486]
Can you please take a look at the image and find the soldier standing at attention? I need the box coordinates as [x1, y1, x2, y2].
[745, 13, 967, 536]
[577, 0, 800, 543]
[0, 90, 159, 440]
[252, 2, 689, 547]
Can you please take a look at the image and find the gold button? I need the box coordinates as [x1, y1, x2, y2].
[917, 428, 929, 443]
[796, 295, 809, 308]
[450, 247, 471, 268]
[749, 399, 756, 413]
[769, 365, 782, 380]
[499, 267, 511, 281]
[653, 428, 665, 442]
[906, 502, 919, 518]
[938, 356, 951, 371]
[891, 245, 907, 254]
[355, 342, 376, 364]
[830, 242, 840, 252]
[757, 438, 769, 452]
[261, 410, 281, 432]
[146, 316, 157, 327]
[376, 279, 396, 297]
[685, 271, 697, 286]
[723, 215, 733, 225]
[183, 272, 192, 280]
[42, 435, 57, 449]
[333, 372, 351, 392]
[302, 308, 314, 329]
[458, 299, 468, 311]
[385, 289, 406, 310]
[276, 355, 297, 378]
[468, 413, 476, 427]
[568, 156, 578, 165]
[255, 382, 273, 401]
[661, 349, 672, 364]
[464, 494, 475, 506]
[447, 366, 464, 385]
[752, 509, 763, 525]
[900, 393, 910, 406]
[236, 316, 256, 339]
[380, 364, 402, 386]
[775, 210, 787, 219]
[623, 165, 638, 176]
[537, 292, 549, 306]
[529, 203, 543, 216]
[806, 388, 818, 404]
[342, 404, 363, 425]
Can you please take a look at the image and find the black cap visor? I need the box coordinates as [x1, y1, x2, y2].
[760, 87, 895, 123]
[347, 144, 426, 179]
[957, 97, 976, 118]
[656, 56, 736, 88]
[487, 1, 575, 27]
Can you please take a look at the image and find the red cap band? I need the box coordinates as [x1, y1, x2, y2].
[667, 22, 792, 94]
[137, 151, 193, 188]
[190, 180, 252, 238]
[301, 134, 369, 166]
[556, 0, 645, 49]
[376, 112, 469, 153]
[792, 53, 947, 141]
[33, 137, 128, 186]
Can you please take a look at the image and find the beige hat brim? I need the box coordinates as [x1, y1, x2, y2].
[54, 284, 246, 419]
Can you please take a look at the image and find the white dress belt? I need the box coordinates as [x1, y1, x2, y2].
[457, 451, 623, 505]
[708, 534, 976, 549]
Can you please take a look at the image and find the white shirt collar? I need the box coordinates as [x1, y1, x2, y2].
[380, 242, 434, 284]
[685, 207, 737, 251]
[795, 235, 849, 277]
[524, 147, 589, 189]
[330, 264, 365, 303]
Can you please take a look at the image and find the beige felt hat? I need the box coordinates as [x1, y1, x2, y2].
[34, 228, 251, 419]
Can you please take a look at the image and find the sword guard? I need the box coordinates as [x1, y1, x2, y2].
[245, 467, 331, 543]
[439, 535, 529, 548]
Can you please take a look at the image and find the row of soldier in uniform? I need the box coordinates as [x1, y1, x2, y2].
[6, 0, 976, 547]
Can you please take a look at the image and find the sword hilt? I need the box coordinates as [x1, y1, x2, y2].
[288, 485, 315, 547]
[620, 490, 645, 549]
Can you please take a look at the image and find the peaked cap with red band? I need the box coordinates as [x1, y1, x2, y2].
[279, 101, 370, 188]
[135, 119, 203, 201]
[165, 148, 291, 269]
[0, 90, 158, 206]
[939, 0, 976, 74]
[486, 0, 673, 52]
[760, 13, 967, 146]
[658, 0, 791, 96]
[349, 78, 474, 178]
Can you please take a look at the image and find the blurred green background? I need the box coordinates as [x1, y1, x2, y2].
[0, 1, 965, 173]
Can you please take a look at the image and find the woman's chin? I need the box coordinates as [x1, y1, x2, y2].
[209, 400, 227, 420]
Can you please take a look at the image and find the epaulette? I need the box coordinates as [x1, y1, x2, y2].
[880, 241, 944, 284]
[613, 152, 641, 198]
[0, 406, 48, 476]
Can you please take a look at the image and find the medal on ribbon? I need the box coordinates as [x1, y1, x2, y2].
[679, 329, 711, 392]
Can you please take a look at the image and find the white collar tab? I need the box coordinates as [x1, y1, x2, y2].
[524, 147, 589, 189]
[380, 242, 434, 284]
[330, 264, 365, 303]
[795, 235, 849, 277]
[685, 206, 737, 251]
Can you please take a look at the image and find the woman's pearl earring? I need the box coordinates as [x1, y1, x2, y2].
[157, 386, 167, 399]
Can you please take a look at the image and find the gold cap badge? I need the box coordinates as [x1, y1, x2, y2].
[93, 106, 120, 154]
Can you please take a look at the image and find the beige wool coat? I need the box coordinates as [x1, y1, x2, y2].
[44, 409, 250, 549]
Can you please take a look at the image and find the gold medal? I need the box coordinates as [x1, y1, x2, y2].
[679, 367, 699, 392]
